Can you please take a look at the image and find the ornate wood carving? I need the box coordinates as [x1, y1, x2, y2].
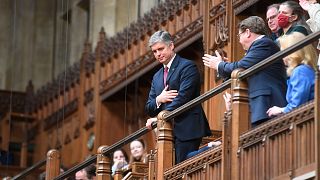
[233, 0, 260, 15]
[84, 103, 95, 130]
[64, 133, 71, 145]
[99, 51, 154, 94]
[84, 88, 94, 105]
[0, 91, 26, 119]
[43, 99, 78, 130]
[209, 1, 228, 49]
[239, 102, 314, 148]
[164, 147, 222, 179]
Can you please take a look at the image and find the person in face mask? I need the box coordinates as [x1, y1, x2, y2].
[277, 1, 311, 37]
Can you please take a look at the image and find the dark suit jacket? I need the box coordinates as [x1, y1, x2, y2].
[218, 36, 287, 123]
[145, 55, 212, 141]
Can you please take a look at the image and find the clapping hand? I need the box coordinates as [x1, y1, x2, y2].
[202, 50, 227, 70]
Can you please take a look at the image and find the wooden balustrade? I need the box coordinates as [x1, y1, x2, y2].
[45, 149, 60, 180]
[96, 146, 111, 180]
[156, 111, 174, 180]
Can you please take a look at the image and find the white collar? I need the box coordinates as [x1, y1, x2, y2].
[164, 53, 176, 69]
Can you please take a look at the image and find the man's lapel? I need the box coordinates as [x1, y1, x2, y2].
[166, 55, 179, 83]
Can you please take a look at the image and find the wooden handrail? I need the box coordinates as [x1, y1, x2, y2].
[164, 31, 320, 121]
[55, 30, 320, 180]
[239, 31, 320, 80]
[11, 158, 46, 180]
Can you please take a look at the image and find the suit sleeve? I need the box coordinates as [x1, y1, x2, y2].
[283, 67, 314, 113]
[165, 62, 200, 111]
[217, 39, 278, 78]
[145, 75, 162, 117]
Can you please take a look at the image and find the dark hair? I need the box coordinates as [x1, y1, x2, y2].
[112, 148, 129, 165]
[280, 1, 310, 30]
[238, 16, 269, 35]
[85, 164, 96, 179]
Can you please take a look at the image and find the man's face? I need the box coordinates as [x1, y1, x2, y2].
[238, 29, 249, 50]
[151, 42, 175, 65]
[75, 170, 88, 180]
[266, 7, 279, 33]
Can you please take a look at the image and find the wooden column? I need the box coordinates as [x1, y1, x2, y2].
[147, 150, 155, 180]
[113, 171, 123, 180]
[93, 29, 104, 151]
[221, 111, 232, 180]
[156, 111, 174, 180]
[1, 114, 10, 151]
[79, 40, 91, 158]
[315, 68, 319, 179]
[202, 0, 210, 117]
[20, 142, 28, 168]
[45, 149, 60, 180]
[230, 69, 249, 180]
[96, 146, 111, 180]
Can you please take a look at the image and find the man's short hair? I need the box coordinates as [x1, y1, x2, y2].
[148, 30, 173, 47]
[85, 164, 96, 179]
[267, 4, 280, 11]
[238, 16, 269, 36]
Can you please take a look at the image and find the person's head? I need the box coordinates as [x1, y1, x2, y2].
[237, 16, 269, 50]
[278, 32, 318, 75]
[148, 30, 175, 65]
[75, 164, 96, 180]
[266, 4, 280, 33]
[112, 149, 128, 164]
[278, 1, 306, 30]
[129, 139, 146, 163]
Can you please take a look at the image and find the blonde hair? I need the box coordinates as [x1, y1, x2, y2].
[278, 32, 318, 76]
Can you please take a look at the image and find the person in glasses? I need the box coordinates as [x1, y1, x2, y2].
[202, 16, 287, 127]
[266, 4, 281, 40]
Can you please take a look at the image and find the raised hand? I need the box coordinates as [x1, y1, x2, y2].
[202, 50, 224, 70]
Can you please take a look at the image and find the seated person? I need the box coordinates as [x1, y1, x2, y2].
[267, 32, 318, 116]
[129, 139, 147, 163]
[111, 148, 129, 176]
[75, 164, 96, 180]
[186, 141, 222, 159]
[186, 92, 230, 159]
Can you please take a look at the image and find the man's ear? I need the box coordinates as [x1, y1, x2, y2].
[169, 42, 175, 50]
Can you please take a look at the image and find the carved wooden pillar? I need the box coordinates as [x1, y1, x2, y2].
[113, 170, 123, 180]
[93, 29, 105, 151]
[96, 146, 111, 180]
[148, 151, 155, 180]
[315, 69, 319, 179]
[156, 111, 174, 180]
[45, 149, 60, 180]
[230, 69, 249, 180]
[202, 0, 210, 117]
[221, 110, 232, 180]
[79, 40, 92, 158]
[20, 141, 28, 168]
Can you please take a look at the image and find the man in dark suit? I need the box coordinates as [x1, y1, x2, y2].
[202, 16, 287, 127]
[145, 30, 212, 164]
